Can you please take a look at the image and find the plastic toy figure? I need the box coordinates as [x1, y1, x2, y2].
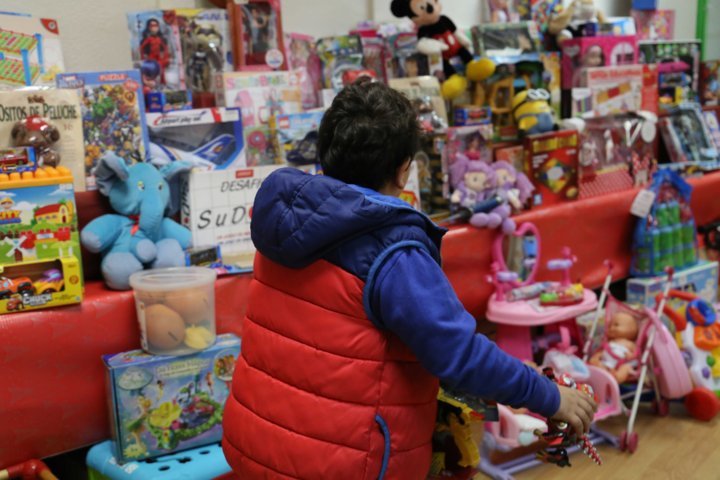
[140, 59, 161, 94]
[589, 311, 639, 384]
[140, 18, 170, 83]
[579, 137, 600, 181]
[11, 116, 61, 168]
[512, 89, 555, 136]
[186, 25, 224, 93]
[390, 0, 495, 99]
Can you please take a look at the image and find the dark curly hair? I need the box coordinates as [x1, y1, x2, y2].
[318, 80, 420, 191]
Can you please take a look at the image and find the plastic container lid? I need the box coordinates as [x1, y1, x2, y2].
[129, 267, 217, 292]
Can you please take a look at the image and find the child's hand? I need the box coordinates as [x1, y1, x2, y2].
[553, 385, 598, 435]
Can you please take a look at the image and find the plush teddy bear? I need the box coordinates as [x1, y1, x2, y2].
[81, 152, 193, 290]
[390, 0, 495, 99]
[11, 115, 61, 167]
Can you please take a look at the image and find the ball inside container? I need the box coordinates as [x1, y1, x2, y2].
[130, 267, 218, 356]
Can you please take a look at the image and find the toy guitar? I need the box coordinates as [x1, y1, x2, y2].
[534, 367, 602, 467]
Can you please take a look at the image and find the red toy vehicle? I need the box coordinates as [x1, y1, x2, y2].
[0, 275, 35, 299]
[6, 296, 24, 311]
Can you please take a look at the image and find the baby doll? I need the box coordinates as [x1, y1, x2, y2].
[589, 311, 640, 384]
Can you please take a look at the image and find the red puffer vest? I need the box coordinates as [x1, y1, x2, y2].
[222, 253, 439, 479]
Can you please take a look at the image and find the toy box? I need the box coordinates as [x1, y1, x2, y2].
[147, 107, 244, 171]
[0, 147, 36, 174]
[453, 105, 492, 127]
[632, 0, 658, 9]
[285, 32, 323, 109]
[388, 76, 448, 130]
[703, 109, 720, 151]
[631, 9, 675, 41]
[0, 12, 65, 89]
[56, 70, 149, 188]
[386, 32, 442, 80]
[638, 40, 701, 110]
[273, 110, 323, 166]
[103, 333, 241, 463]
[571, 64, 658, 118]
[229, 0, 287, 72]
[627, 260, 718, 309]
[495, 144, 524, 171]
[412, 132, 448, 217]
[214, 70, 302, 166]
[87, 440, 231, 480]
[181, 165, 282, 272]
[0, 166, 83, 314]
[127, 10, 185, 93]
[578, 113, 656, 198]
[176, 8, 234, 97]
[560, 35, 638, 89]
[523, 129, 579, 207]
[658, 103, 718, 167]
[315, 35, 363, 91]
[701, 61, 720, 106]
[483, 0, 520, 23]
[631, 169, 698, 277]
[600, 17, 638, 36]
[145, 89, 192, 113]
[471, 21, 542, 57]
[0, 88, 85, 191]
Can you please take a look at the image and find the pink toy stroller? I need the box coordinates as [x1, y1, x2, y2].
[582, 267, 694, 453]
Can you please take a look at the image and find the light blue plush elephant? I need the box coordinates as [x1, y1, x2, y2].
[81, 152, 193, 290]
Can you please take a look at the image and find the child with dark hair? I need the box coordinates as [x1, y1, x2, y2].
[222, 80, 596, 480]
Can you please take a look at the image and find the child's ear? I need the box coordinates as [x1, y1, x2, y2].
[395, 159, 413, 189]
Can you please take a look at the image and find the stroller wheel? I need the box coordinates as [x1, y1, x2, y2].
[652, 398, 670, 417]
[627, 432, 639, 453]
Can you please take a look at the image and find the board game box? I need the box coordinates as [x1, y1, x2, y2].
[56, 70, 149, 189]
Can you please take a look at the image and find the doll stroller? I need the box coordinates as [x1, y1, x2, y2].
[582, 267, 694, 453]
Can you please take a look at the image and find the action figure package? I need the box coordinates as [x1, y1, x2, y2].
[228, 0, 288, 71]
[285, 32, 323, 109]
[638, 40, 700, 110]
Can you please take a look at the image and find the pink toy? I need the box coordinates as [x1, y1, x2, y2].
[561, 35, 639, 89]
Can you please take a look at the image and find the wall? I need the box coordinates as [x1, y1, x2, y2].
[0, 0, 702, 73]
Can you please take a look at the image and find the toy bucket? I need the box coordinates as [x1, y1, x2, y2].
[129, 267, 217, 356]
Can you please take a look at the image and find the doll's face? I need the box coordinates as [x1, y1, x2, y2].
[148, 20, 160, 34]
[495, 167, 515, 186]
[465, 171, 488, 192]
[608, 312, 639, 341]
[582, 46, 604, 67]
[409, 0, 442, 27]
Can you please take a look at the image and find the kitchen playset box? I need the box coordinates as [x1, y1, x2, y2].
[0, 166, 83, 314]
[147, 107, 245, 170]
[0, 12, 65, 89]
[104, 333, 241, 463]
[181, 165, 281, 273]
[56, 70, 149, 189]
[627, 260, 719, 308]
[560, 35, 639, 89]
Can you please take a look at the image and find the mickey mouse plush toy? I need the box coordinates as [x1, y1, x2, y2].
[391, 0, 495, 99]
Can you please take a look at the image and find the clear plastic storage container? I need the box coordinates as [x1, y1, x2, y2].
[129, 267, 218, 356]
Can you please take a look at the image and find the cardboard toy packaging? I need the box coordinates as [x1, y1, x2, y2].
[0, 12, 65, 89]
[56, 70, 149, 190]
[638, 40, 700, 110]
[570, 64, 658, 118]
[561, 35, 638, 89]
[273, 110, 323, 166]
[523, 129, 579, 208]
[147, 107, 245, 170]
[228, 0, 288, 72]
[627, 260, 718, 309]
[104, 334, 241, 463]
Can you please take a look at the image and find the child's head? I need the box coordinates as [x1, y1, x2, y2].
[319, 80, 419, 191]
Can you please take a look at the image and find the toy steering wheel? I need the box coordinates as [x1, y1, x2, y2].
[687, 298, 716, 328]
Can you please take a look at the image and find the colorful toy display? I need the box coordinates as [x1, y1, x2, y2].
[638, 40, 700, 109]
[523, 129, 579, 207]
[412, 131, 449, 217]
[56, 70, 149, 188]
[273, 110, 323, 166]
[0, 165, 83, 313]
[229, 0, 287, 71]
[80, 153, 192, 290]
[627, 260, 718, 309]
[147, 107, 245, 170]
[659, 103, 719, 167]
[561, 35, 638, 89]
[471, 21, 542, 57]
[315, 35, 364, 92]
[632, 170, 698, 277]
[511, 88, 555, 136]
[0, 13, 65, 89]
[103, 333, 240, 463]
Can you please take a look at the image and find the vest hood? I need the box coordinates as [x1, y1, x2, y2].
[251, 168, 445, 269]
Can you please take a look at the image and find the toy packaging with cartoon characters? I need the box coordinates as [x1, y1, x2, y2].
[147, 107, 245, 170]
[315, 35, 364, 91]
[0, 12, 65, 89]
[561, 35, 639, 89]
[104, 333, 241, 463]
[0, 88, 85, 191]
[523, 129, 579, 207]
[272, 110, 323, 166]
[638, 40, 700, 110]
[229, 0, 288, 71]
[56, 70, 149, 189]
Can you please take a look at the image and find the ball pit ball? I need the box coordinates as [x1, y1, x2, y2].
[145, 304, 186, 350]
[165, 290, 211, 325]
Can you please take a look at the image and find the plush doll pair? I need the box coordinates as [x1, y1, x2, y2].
[81, 152, 192, 290]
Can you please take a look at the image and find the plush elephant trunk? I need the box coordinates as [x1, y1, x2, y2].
[139, 197, 165, 241]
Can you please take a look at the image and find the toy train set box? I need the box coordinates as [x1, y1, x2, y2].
[103, 333, 241, 463]
[0, 166, 83, 313]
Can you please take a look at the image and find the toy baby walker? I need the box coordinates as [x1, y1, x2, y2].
[390, 0, 495, 99]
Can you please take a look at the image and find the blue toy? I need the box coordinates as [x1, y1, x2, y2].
[81, 153, 192, 290]
[87, 440, 232, 480]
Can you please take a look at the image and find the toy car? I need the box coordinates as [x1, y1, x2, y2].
[6, 296, 24, 311]
[33, 269, 64, 294]
[0, 276, 35, 299]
